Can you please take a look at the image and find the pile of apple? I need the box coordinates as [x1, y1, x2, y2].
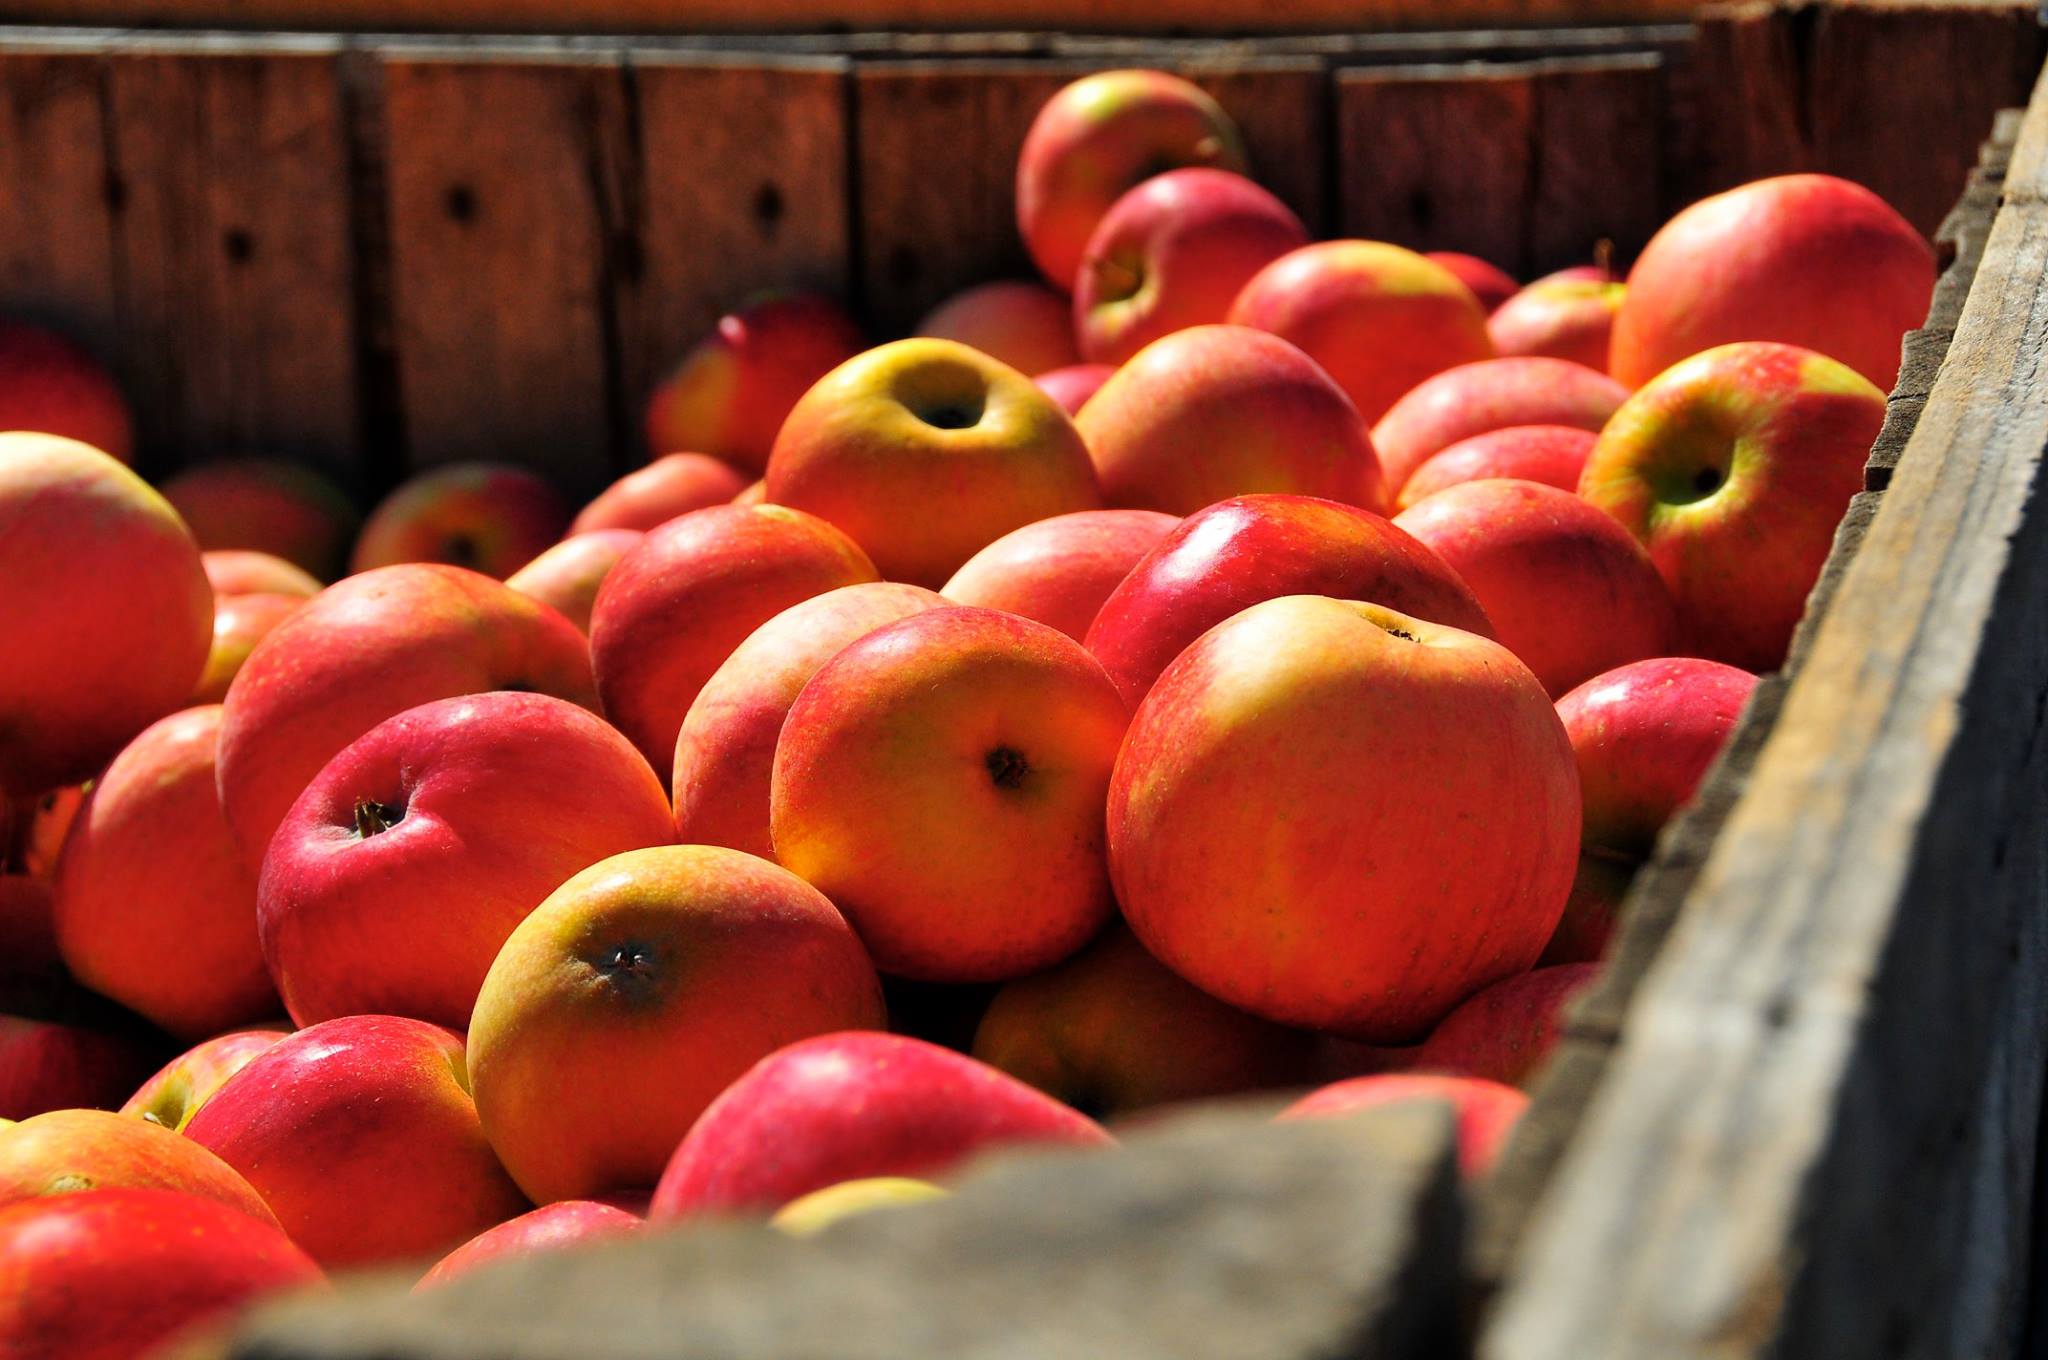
[0, 66, 1934, 1358]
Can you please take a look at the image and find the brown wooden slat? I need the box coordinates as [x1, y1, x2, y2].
[1526, 54, 1661, 269]
[1675, 1, 1810, 204]
[1179, 59, 1331, 236]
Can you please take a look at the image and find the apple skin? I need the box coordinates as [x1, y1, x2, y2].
[162, 458, 359, 581]
[649, 1031, 1112, 1221]
[1034, 363, 1114, 415]
[1075, 168, 1309, 367]
[941, 508, 1180, 642]
[1425, 252, 1519, 313]
[351, 461, 570, 579]
[733, 478, 768, 505]
[0, 1187, 323, 1360]
[772, 607, 1131, 983]
[570, 453, 751, 535]
[589, 504, 878, 772]
[259, 691, 676, 1030]
[1077, 325, 1386, 515]
[10, 785, 83, 880]
[1084, 494, 1493, 708]
[1394, 479, 1678, 698]
[915, 280, 1080, 377]
[1395, 424, 1597, 510]
[645, 293, 865, 476]
[765, 339, 1102, 588]
[468, 845, 886, 1204]
[1486, 278, 1627, 374]
[0, 1017, 164, 1121]
[201, 550, 322, 600]
[54, 705, 279, 1038]
[770, 1177, 948, 1236]
[1413, 962, 1599, 1088]
[1543, 854, 1636, 967]
[0, 434, 213, 797]
[191, 593, 306, 706]
[673, 582, 947, 859]
[0, 1108, 278, 1228]
[217, 563, 598, 872]
[185, 1015, 528, 1268]
[1612, 173, 1935, 391]
[1228, 240, 1496, 425]
[1579, 341, 1886, 670]
[1278, 1073, 1528, 1177]
[1109, 595, 1580, 1041]
[970, 925, 1319, 1121]
[1371, 357, 1631, 499]
[0, 320, 133, 464]
[415, 1200, 640, 1290]
[504, 529, 642, 634]
[1015, 69, 1248, 291]
[121, 1029, 288, 1133]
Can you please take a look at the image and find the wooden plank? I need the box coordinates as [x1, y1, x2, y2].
[1526, 53, 1662, 269]
[1481, 77, 2048, 1360]
[1176, 59, 1330, 236]
[1673, 1, 1810, 205]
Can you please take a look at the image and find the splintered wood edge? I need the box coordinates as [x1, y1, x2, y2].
[1479, 60, 2048, 1360]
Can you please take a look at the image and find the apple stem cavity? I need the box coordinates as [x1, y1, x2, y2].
[985, 746, 1032, 791]
[352, 797, 403, 839]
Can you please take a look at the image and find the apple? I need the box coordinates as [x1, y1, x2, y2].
[1084, 494, 1493, 707]
[570, 453, 751, 535]
[941, 508, 1179, 642]
[1487, 277, 1627, 374]
[216, 563, 598, 871]
[733, 478, 768, 505]
[1278, 1073, 1528, 1177]
[504, 528, 642, 634]
[1544, 854, 1636, 967]
[673, 582, 947, 859]
[1393, 479, 1677, 698]
[589, 504, 877, 772]
[121, 1029, 288, 1132]
[9, 785, 82, 879]
[1075, 168, 1308, 366]
[53, 705, 277, 1037]
[769, 1176, 949, 1236]
[0, 1108, 277, 1228]
[1425, 252, 1518, 313]
[161, 458, 359, 580]
[1034, 363, 1114, 415]
[1371, 356, 1631, 498]
[644, 293, 865, 475]
[191, 593, 306, 705]
[469, 845, 885, 1204]
[970, 925, 1318, 1120]
[649, 1031, 1112, 1220]
[201, 550, 322, 600]
[1110, 596, 1579, 1040]
[773, 607, 1130, 982]
[0, 434, 212, 796]
[1395, 424, 1598, 510]
[415, 1200, 640, 1289]
[1228, 240, 1496, 424]
[765, 339, 1101, 588]
[1580, 341, 1886, 669]
[1077, 325, 1385, 514]
[915, 280, 1080, 376]
[0, 1188, 322, 1360]
[0, 319, 132, 464]
[1613, 173, 1936, 391]
[1015, 69, 1248, 291]
[1413, 962, 1600, 1088]
[351, 461, 570, 579]
[0, 1017, 162, 1120]
[185, 1015, 527, 1268]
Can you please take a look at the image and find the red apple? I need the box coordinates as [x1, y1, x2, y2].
[0, 1017, 161, 1120]
[468, 845, 885, 1204]
[121, 1029, 288, 1132]
[1015, 69, 1248, 291]
[1394, 479, 1678, 698]
[1077, 325, 1385, 514]
[191, 593, 306, 706]
[1110, 595, 1579, 1040]
[1613, 173, 1935, 391]
[1579, 341, 1885, 669]
[351, 462, 569, 579]
[201, 550, 322, 600]
[0, 1108, 277, 1228]
[54, 705, 278, 1038]
[1426, 252, 1519, 313]
[415, 1200, 641, 1290]
[1371, 357, 1631, 498]
[765, 339, 1101, 588]
[570, 453, 752, 535]
[673, 582, 947, 859]
[9, 785, 83, 879]
[0, 434, 212, 797]
[773, 607, 1130, 982]
[644, 293, 865, 475]
[185, 1015, 528, 1268]
[1034, 363, 1114, 415]
[914, 280, 1080, 376]
[0, 1188, 322, 1360]
[1229, 240, 1495, 424]
[1278, 1073, 1528, 1177]
[1395, 424, 1597, 510]
[216, 563, 598, 871]
[1084, 494, 1493, 707]
[589, 504, 877, 771]
[1487, 277, 1627, 374]
[161, 458, 359, 580]
[0, 319, 132, 464]
[259, 691, 675, 1029]
[1075, 168, 1308, 366]
[733, 478, 768, 505]
[1414, 962, 1599, 1088]
[649, 1032, 1112, 1220]
[941, 508, 1179, 642]
[504, 528, 642, 634]
[1544, 854, 1636, 967]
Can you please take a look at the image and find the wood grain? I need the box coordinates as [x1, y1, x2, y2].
[1526, 53, 1661, 268]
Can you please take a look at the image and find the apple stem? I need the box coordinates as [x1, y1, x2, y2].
[352, 798, 401, 838]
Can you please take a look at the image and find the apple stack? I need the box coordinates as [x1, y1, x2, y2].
[0, 64, 1934, 1357]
